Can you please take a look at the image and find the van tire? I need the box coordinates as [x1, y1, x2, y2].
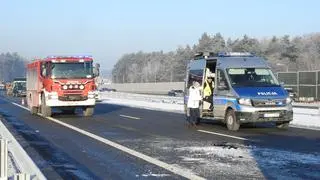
[225, 109, 240, 131]
[83, 107, 94, 117]
[41, 95, 52, 117]
[276, 121, 290, 129]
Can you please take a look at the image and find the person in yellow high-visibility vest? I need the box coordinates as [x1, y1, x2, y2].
[203, 73, 214, 110]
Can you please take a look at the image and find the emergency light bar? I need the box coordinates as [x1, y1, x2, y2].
[47, 55, 92, 59]
[218, 52, 254, 57]
[193, 52, 254, 60]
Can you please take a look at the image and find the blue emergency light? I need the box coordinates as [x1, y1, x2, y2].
[218, 52, 254, 57]
[47, 55, 92, 59]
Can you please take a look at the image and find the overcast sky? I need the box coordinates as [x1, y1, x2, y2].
[1, 0, 319, 69]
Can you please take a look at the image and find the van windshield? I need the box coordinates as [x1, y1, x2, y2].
[227, 68, 280, 87]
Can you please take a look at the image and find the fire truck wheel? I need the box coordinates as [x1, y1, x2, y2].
[83, 107, 94, 117]
[41, 95, 52, 117]
[225, 109, 240, 131]
[30, 107, 38, 115]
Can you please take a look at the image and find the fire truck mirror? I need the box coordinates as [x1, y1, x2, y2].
[93, 63, 100, 77]
[41, 67, 47, 77]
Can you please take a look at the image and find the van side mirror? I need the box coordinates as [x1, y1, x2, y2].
[218, 81, 228, 90]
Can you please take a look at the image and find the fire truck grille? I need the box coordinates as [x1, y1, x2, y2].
[58, 95, 88, 101]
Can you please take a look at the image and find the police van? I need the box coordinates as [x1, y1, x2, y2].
[184, 52, 293, 131]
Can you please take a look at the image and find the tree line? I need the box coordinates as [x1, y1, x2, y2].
[0, 52, 26, 82]
[112, 32, 320, 83]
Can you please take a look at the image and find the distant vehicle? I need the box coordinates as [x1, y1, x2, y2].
[94, 90, 102, 102]
[99, 88, 116, 92]
[0, 83, 5, 91]
[6, 83, 13, 96]
[168, 89, 184, 96]
[26, 55, 100, 117]
[184, 52, 293, 131]
[12, 79, 26, 97]
[284, 88, 297, 101]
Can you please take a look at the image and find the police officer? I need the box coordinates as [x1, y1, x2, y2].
[203, 74, 214, 110]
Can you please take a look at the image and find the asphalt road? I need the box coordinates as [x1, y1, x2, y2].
[0, 94, 319, 180]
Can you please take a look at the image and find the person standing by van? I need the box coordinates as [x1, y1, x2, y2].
[203, 74, 214, 110]
[187, 81, 202, 126]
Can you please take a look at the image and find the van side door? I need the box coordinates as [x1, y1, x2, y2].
[213, 69, 230, 118]
[185, 60, 206, 115]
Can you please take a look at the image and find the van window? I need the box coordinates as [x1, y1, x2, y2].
[217, 69, 229, 90]
[227, 68, 279, 87]
[188, 69, 203, 88]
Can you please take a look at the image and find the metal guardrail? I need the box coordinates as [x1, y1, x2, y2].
[0, 138, 32, 180]
[0, 139, 8, 180]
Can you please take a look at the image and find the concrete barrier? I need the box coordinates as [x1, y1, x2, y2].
[105, 82, 184, 94]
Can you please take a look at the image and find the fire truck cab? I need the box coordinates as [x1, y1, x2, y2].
[27, 55, 100, 117]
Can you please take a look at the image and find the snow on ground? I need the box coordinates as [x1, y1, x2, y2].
[121, 135, 320, 179]
[100, 92, 320, 129]
[121, 138, 265, 179]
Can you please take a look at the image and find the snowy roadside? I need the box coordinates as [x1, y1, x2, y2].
[100, 92, 320, 130]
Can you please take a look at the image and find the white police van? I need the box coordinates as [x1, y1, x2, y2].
[184, 52, 293, 131]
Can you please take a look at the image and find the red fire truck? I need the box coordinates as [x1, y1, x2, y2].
[26, 55, 100, 117]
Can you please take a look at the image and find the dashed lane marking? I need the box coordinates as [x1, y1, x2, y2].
[197, 129, 249, 141]
[119, 114, 141, 120]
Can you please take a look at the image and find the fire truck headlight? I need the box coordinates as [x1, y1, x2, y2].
[69, 85, 73, 89]
[62, 85, 68, 90]
[74, 84, 79, 89]
[79, 85, 85, 90]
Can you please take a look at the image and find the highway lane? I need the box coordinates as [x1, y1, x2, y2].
[0, 95, 319, 179]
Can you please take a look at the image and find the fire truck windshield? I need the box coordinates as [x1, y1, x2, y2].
[51, 62, 93, 79]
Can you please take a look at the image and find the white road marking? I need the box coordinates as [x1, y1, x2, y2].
[10, 102, 205, 180]
[289, 125, 320, 131]
[119, 114, 141, 120]
[197, 129, 249, 141]
[12, 102, 29, 110]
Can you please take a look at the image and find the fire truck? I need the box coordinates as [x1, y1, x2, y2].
[26, 55, 100, 117]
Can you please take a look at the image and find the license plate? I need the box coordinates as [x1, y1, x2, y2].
[264, 113, 280, 118]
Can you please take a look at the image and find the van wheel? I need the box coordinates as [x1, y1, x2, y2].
[225, 109, 240, 131]
[276, 121, 290, 129]
[41, 95, 52, 117]
[83, 107, 94, 117]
